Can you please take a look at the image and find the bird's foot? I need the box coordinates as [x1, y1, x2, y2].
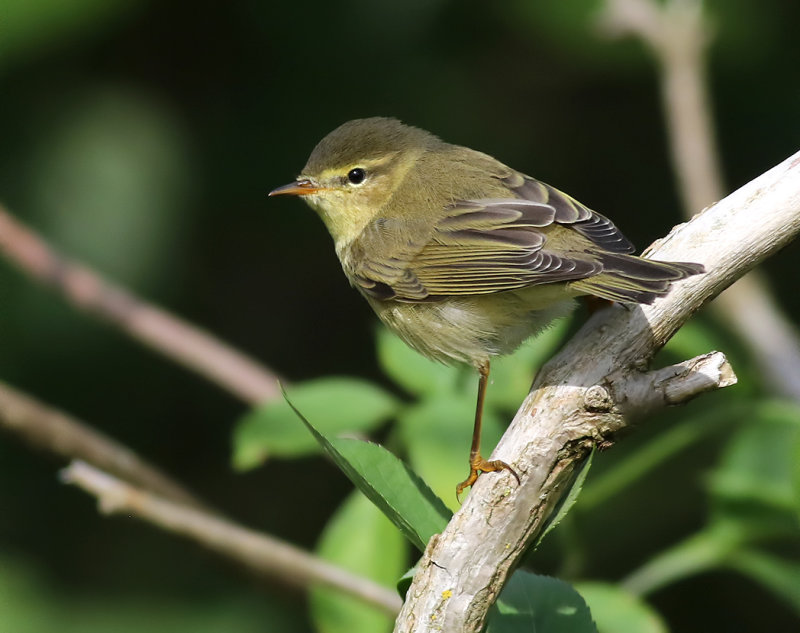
[456, 456, 520, 502]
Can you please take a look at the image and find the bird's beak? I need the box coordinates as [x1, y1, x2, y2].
[269, 179, 323, 197]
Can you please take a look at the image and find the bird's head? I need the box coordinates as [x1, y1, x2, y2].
[270, 117, 437, 247]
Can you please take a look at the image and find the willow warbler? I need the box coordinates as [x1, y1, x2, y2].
[270, 117, 703, 496]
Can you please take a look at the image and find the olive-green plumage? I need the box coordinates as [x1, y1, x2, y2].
[271, 117, 703, 494]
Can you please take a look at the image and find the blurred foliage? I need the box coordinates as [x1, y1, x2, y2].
[277, 385, 451, 552]
[234, 377, 399, 466]
[28, 87, 190, 284]
[0, 553, 304, 633]
[1, 0, 800, 631]
[235, 320, 800, 632]
[488, 572, 596, 633]
[310, 492, 408, 633]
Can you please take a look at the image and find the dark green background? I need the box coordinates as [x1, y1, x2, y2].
[1, 1, 798, 631]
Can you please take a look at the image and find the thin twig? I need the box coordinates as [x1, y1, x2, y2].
[394, 150, 800, 632]
[62, 460, 403, 616]
[598, 0, 800, 400]
[0, 379, 209, 511]
[0, 378, 402, 613]
[0, 206, 281, 404]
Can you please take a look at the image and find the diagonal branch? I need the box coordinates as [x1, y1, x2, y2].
[0, 376, 403, 615]
[394, 150, 800, 632]
[0, 379, 209, 511]
[598, 0, 800, 401]
[0, 206, 281, 404]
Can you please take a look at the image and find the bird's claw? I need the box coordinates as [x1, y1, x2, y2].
[456, 456, 520, 503]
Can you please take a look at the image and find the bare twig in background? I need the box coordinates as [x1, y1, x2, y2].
[598, 0, 800, 400]
[395, 150, 800, 632]
[0, 206, 281, 404]
[0, 164, 400, 614]
[63, 460, 403, 616]
[0, 380, 209, 511]
[0, 378, 401, 614]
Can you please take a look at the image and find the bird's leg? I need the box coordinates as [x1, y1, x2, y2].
[456, 360, 520, 500]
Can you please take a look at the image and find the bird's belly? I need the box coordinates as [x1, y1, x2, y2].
[368, 286, 577, 367]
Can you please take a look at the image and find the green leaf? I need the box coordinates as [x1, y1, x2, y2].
[397, 393, 507, 510]
[485, 320, 568, 411]
[311, 492, 408, 633]
[708, 400, 800, 532]
[726, 549, 800, 615]
[283, 387, 451, 550]
[574, 582, 667, 633]
[660, 320, 725, 362]
[375, 327, 461, 397]
[579, 406, 734, 513]
[396, 564, 418, 597]
[620, 522, 745, 596]
[232, 377, 398, 469]
[0, 555, 304, 633]
[795, 434, 800, 521]
[726, 549, 800, 613]
[536, 449, 594, 547]
[488, 571, 597, 633]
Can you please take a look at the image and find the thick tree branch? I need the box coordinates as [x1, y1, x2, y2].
[395, 151, 800, 632]
[0, 206, 281, 404]
[62, 461, 403, 616]
[598, 0, 800, 401]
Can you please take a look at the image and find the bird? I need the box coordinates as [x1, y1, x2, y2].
[270, 117, 703, 497]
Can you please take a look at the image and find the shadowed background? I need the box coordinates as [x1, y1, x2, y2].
[1, 1, 799, 631]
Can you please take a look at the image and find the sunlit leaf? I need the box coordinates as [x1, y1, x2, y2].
[284, 388, 451, 550]
[232, 377, 398, 468]
[397, 393, 507, 510]
[708, 400, 800, 532]
[485, 321, 568, 411]
[375, 327, 462, 397]
[311, 492, 408, 633]
[574, 582, 667, 633]
[488, 571, 597, 633]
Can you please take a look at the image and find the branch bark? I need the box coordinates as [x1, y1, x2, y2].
[598, 0, 800, 401]
[0, 207, 281, 404]
[62, 460, 403, 616]
[394, 150, 800, 632]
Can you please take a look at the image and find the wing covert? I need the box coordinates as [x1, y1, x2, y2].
[350, 196, 601, 301]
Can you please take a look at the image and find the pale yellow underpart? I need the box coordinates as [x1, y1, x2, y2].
[368, 284, 579, 367]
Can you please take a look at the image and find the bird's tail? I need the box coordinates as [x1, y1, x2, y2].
[569, 253, 704, 304]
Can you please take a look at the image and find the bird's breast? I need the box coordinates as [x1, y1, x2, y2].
[367, 286, 577, 368]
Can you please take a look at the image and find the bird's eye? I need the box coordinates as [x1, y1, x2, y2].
[347, 168, 366, 185]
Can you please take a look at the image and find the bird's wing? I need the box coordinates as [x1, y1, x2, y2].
[350, 172, 635, 302]
[501, 172, 635, 254]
